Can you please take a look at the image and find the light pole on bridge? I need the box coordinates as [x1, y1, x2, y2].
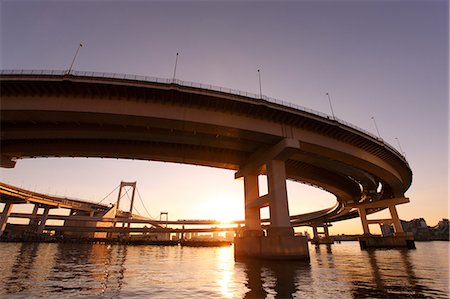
[325, 92, 336, 120]
[257, 69, 262, 99]
[172, 52, 179, 81]
[68, 43, 83, 75]
[371, 116, 382, 140]
[395, 137, 406, 157]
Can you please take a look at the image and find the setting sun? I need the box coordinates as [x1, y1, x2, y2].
[203, 193, 244, 223]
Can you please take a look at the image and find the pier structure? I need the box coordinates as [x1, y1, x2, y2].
[310, 223, 333, 245]
[348, 197, 415, 249]
[1, 70, 414, 258]
[234, 138, 309, 260]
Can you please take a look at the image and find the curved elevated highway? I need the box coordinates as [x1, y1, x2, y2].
[0, 181, 109, 213]
[0, 70, 412, 229]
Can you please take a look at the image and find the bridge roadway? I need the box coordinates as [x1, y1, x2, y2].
[0, 181, 109, 213]
[0, 181, 242, 235]
[0, 70, 413, 258]
[0, 181, 332, 228]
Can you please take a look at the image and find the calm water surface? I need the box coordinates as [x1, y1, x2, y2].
[0, 241, 448, 298]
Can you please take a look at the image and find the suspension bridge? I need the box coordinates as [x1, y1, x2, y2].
[0, 181, 240, 245]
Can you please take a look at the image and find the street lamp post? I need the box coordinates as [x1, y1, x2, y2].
[395, 137, 405, 156]
[68, 43, 83, 74]
[371, 116, 382, 139]
[325, 92, 336, 120]
[172, 52, 179, 81]
[257, 69, 262, 99]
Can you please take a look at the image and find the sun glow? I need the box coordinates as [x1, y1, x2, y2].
[200, 193, 244, 223]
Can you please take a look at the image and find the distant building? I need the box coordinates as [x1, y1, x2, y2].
[401, 218, 449, 241]
[434, 219, 449, 241]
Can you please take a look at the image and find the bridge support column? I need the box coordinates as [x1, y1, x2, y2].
[0, 201, 13, 237]
[37, 206, 50, 234]
[353, 197, 415, 249]
[358, 207, 370, 235]
[235, 144, 309, 260]
[29, 204, 40, 228]
[242, 174, 263, 237]
[389, 204, 404, 235]
[312, 225, 319, 242]
[324, 225, 330, 238]
[266, 160, 293, 237]
[310, 223, 334, 245]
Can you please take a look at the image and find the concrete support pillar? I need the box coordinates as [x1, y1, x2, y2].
[351, 197, 414, 249]
[267, 159, 292, 236]
[234, 139, 308, 260]
[323, 225, 330, 238]
[29, 204, 39, 226]
[0, 202, 14, 237]
[358, 207, 370, 235]
[243, 174, 261, 233]
[388, 205, 404, 234]
[312, 225, 319, 240]
[37, 206, 50, 234]
[311, 223, 334, 245]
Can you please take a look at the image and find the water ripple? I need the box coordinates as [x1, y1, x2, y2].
[0, 242, 448, 298]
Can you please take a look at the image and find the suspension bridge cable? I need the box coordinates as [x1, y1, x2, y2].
[136, 188, 155, 219]
[124, 188, 142, 216]
[122, 187, 132, 204]
[97, 184, 120, 204]
[132, 205, 141, 216]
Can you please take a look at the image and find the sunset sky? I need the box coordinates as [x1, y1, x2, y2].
[0, 0, 448, 235]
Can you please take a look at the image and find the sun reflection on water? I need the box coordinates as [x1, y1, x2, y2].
[217, 246, 234, 298]
[0, 242, 447, 298]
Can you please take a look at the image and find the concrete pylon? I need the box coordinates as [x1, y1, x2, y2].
[234, 139, 309, 260]
[37, 206, 50, 234]
[266, 159, 293, 236]
[310, 223, 334, 245]
[312, 225, 319, 239]
[243, 174, 262, 236]
[324, 225, 330, 237]
[29, 204, 39, 227]
[388, 204, 404, 235]
[0, 201, 13, 237]
[353, 197, 415, 249]
[358, 207, 370, 235]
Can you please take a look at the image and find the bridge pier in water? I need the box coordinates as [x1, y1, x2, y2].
[0, 201, 13, 237]
[311, 223, 334, 245]
[355, 197, 415, 249]
[234, 139, 309, 261]
[1, 202, 54, 237]
[36, 206, 51, 234]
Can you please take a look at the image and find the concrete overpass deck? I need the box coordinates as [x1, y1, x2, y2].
[0, 181, 109, 213]
[0, 70, 412, 235]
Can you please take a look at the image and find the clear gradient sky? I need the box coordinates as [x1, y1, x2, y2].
[0, 0, 448, 234]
